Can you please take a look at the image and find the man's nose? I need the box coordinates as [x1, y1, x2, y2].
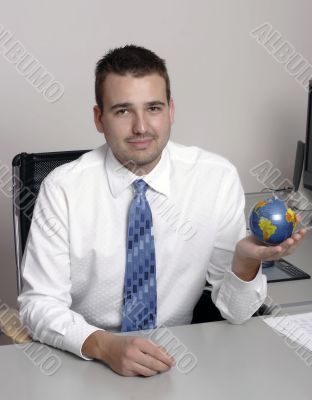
[132, 112, 147, 135]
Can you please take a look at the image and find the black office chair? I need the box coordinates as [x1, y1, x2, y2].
[12, 149, 90, 294]
[0, 150, 90, 344]
[12, 149, 263, 325]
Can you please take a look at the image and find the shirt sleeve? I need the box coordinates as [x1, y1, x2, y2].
[207, 167, 267, 324]
[17, 178, 103, 359]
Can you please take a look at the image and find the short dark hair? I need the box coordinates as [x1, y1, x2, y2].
[95, 45, 171, 111]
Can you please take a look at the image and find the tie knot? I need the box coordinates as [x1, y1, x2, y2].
[133, 179, 148, 195]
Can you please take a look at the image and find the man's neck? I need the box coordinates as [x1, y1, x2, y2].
[117, 154, 162, 176]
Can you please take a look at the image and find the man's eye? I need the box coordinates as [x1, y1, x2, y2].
[116, 109, 129, 115]
[148, 106, 161, 112]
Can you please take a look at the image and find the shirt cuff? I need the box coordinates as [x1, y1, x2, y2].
[216, 264, 267, 323]
[226, 263, 266, 291]
[61, 322, 104, 360]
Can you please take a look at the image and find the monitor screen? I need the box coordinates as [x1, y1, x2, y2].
[303, 80, 312, 190]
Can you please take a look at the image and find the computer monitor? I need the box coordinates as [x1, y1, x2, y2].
[303, 80, 312, 190]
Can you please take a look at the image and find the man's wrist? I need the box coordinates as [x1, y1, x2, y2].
[81, 330, 113, 362]
[231, 252, 261, 282]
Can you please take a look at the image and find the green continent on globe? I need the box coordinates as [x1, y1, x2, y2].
[254, 200, 268, 216]
[258, 217, 277, 242]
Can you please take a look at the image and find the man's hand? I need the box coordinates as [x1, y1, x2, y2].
[82, 330, 175, 377]
[232, 225, 307, 281]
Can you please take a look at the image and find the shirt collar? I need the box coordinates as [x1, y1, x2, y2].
[105, 142, 171, 198]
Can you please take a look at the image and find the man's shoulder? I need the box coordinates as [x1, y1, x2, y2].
[43, 143, 107, 187]
[167, 140, 237, 173]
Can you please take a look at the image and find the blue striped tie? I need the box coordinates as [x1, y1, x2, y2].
[121, 179, 157, 332]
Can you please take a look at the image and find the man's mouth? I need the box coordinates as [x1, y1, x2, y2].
[127, 138, 153, 149]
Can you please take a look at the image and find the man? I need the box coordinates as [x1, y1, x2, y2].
[18, 45, 306, 377]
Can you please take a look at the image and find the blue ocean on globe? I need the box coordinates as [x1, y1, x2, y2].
[249, 196, 297, 245]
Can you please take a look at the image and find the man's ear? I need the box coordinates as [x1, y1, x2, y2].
[93, 105, 105, 133]
[169, 98, 175, 124]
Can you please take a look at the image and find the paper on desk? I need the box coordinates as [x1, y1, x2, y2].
[263, 312, 312, 352]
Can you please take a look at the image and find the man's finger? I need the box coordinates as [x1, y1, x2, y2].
[281, 238, 294, 248]
[262, 233, 304, 259]
[136, 352, 171, 373]
[132, 362, 158, 377]
[295, 213, 302, 223]
[158, 345, 176, 364]
[278, 230, 305, 250]
[260, 245, 283, 258]
[138, 339, 175, 367]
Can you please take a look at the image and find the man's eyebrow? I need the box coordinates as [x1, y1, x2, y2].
[110, 100, 166, 111]
[146, 101, 166, 107]
[110, 102, 132, 111]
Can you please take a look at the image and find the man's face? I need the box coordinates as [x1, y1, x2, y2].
[94, 73, 174, 175]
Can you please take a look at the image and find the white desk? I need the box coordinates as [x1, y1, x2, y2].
[0, 315, 311, 400]
[1, 193, 311, 398]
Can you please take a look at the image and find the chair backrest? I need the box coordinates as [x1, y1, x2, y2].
[12, 149, 90, 293]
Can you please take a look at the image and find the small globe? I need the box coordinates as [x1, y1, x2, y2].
[249, 196, 297, 245]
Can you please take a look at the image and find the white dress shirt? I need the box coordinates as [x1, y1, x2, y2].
[18, 140, 267, 358]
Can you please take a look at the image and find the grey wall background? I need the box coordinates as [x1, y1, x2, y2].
[1, 0, 312, 307]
